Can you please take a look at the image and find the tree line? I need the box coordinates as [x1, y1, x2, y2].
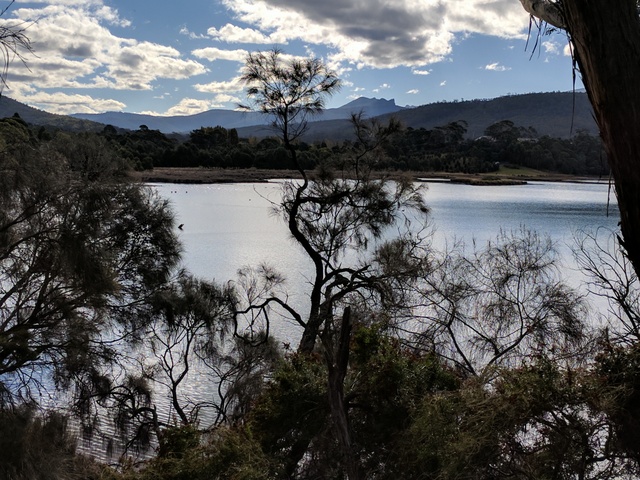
[95, 116, 607, 176]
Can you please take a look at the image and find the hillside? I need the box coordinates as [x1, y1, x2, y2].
[384, 91, 597, 139]
[239, 92, 596, 141]
[0, 92, 596, 140]
[0, 95, 105, 132]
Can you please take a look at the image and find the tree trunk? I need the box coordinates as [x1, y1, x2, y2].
[325, 307, 364, 480]
[561, 0, 640, 276]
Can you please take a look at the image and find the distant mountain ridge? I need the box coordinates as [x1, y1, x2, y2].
[68, 97, 405, 133]
[0, 92, 597, 140]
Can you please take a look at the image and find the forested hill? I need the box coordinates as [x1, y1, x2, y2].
[0, 91, 596, 140]
[380, 91, 596, 139]
[0, 95, 105, 132]
[234, 92, 596, 141]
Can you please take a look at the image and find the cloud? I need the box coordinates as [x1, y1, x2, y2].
[142, 93, 244, 116]
[407, 89, 419, 94]
[207, 24, 282, 44]
[192, 47, 249, 63]
[2, 0, 540, 114]
[440, 80, 447, 86]
[542, 40, 559, 55]
[484, 62, 511, 72]
[180, 26, 207, 40]
[10, 89, 125, 114]
[218, 0, 529, 70]
[194, 77, 245, 95]
[0, 2, 207, 100]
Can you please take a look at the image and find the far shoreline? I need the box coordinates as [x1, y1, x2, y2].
[130, 167, 610, 187]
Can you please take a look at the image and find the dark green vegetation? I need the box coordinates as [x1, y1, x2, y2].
[0, 38, 637, 480]
[0, 92, 606, 176]
[42, 117, 605, 177]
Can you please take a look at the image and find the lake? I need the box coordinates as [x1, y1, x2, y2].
[152, 179, 619, 339]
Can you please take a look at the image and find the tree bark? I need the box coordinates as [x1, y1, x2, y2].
[559, 0, 640, 278]
[325, 307, 364, 480]
[522, 0, 640, 276]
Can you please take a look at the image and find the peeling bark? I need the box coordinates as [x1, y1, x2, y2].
[519, 0, 565, 28]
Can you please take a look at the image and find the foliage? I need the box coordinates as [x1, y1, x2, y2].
[0, 405, 105, 480]
[410, 228, 589, 377]
[0, 1, 32, 92]
[239, 48, 341, 145]
[0, 38, 632, 480]
[100, 117, 607, 176]
[107, 425, 272, 480]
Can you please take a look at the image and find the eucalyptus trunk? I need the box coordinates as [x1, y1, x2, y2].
[560, 0, 640, 277]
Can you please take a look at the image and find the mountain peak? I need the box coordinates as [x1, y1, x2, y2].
[332, 97, 404, 119]
[340, 96, 398, 109]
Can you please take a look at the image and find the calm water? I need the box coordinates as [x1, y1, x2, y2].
[156, 179, 618, 283]
[152, 179, 619, 338]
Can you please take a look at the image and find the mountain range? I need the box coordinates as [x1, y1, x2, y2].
[0, 92, 597, 140]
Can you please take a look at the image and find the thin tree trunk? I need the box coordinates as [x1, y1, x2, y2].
[325, 307, 364, 480]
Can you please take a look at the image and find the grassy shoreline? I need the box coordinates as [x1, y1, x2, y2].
[130, 166, 609, 186]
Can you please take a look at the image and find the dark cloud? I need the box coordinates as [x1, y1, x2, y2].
[62, 44, 95, 58]
[119, 51, 144, 68]
[269, 0, 444, 41]
[226, 0, 524, 68]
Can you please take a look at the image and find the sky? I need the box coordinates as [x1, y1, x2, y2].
[0, 0, 581, 116]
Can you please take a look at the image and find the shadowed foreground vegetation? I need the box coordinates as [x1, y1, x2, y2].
[0, 104, 637, 480]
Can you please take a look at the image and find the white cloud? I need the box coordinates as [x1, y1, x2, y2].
[440, 80, 447, 86]
[154, 98, 218, 116]
[407, 89, 419, 94]
[484, 62, 511, 72]
[3, 0, 545, 114]
[207, 24, 280, 44]
[372, 83, 390, 93]
[0, 2, 207, 103]
[542, 40, 559, 54]
[143, 94, 243, 116]
[180, 26, 207, 40]
[192, 47, 249, 63]
[10, 90, 125, 114]
[194, 77, 245, 94]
